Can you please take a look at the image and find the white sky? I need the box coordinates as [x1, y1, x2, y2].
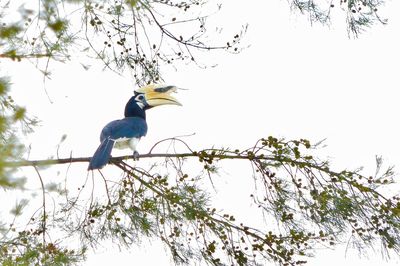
[3, 0, 400, 265]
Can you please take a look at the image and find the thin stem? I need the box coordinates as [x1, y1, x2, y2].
[33, 166, 46, 247]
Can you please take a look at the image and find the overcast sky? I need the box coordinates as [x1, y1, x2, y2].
[4, 0, 400, 265]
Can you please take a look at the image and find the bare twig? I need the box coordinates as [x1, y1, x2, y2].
[33, 166, 46, 246]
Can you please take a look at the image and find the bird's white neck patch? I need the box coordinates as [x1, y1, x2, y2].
[136, 102, 145, 109]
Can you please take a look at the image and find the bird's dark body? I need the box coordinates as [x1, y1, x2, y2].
[88, 85, 180, 170]
[88, 96, 148, 170]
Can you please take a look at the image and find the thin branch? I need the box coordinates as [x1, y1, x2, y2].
[0, 53, 53, 60]
[33, 166, 46, 247]
[5, 154, 388, 208]
[145, 6, 228, 50]
[4, 152, 251, 168]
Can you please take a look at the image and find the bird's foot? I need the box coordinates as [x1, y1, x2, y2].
[133, 151, 140, 161]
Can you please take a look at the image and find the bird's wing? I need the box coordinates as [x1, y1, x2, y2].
[100, 117, 148, 142]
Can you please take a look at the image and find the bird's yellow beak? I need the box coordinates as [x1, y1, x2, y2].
[136, 84, 182, 107]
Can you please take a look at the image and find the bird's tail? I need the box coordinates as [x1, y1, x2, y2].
[88, 138, 115, 170]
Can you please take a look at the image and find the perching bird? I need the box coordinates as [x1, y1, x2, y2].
[88, 84, 181, 170]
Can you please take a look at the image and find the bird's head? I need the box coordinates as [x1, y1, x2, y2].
[125, 84, 182, 118]
[134, 84, 182, 110]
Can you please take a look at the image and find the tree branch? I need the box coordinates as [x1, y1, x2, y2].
[3, 148, 390, 201]
[4, 152, 251, 168]
[0, 53, 53, 61]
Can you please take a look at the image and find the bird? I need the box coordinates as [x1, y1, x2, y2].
[88, 84, 181, 170]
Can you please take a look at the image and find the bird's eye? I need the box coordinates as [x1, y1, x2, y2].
[136, 94, 145, 101]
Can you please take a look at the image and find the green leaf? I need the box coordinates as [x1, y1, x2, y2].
[0, 78, 10, 95]
[13, 107, 26, 121]
[48, 19, 67, 33]
[126, 0, 138, 7]
[10, 199, 29, 216]
[0, 24, 22, 39]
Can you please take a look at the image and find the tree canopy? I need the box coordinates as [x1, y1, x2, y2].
[0, 0, 397, 265]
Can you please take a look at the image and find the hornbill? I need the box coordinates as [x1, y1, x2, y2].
[88, 84, 181, 170]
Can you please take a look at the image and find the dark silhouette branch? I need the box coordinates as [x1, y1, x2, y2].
[33, 166, 47, 247]
[3, 148, 390, 201]
[4, 152, 253, 168]
[145, 6, 228, 51]
[0, 53, 53, 60]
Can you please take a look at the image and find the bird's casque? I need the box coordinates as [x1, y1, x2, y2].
[88, 84, 181, 170]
